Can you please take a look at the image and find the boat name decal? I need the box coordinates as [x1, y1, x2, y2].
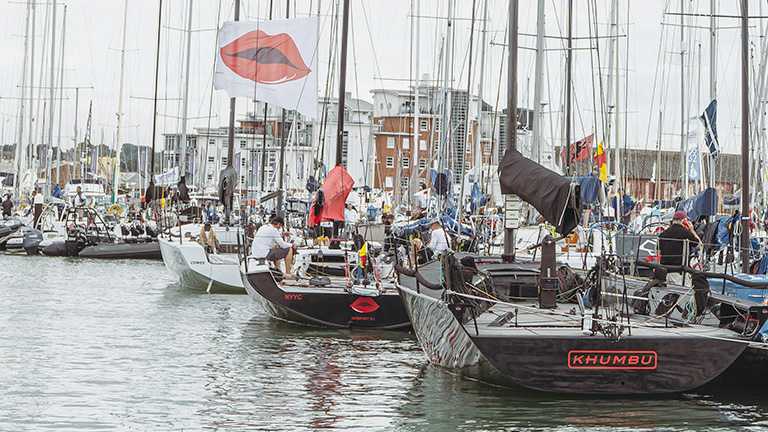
[351, 316, 375, 321]
[190, 261, 205, 265]
[350, 297, 380, 314]
[567, 350, 657, 370]
[285, 294, 302, 301]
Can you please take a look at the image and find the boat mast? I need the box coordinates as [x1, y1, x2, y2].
[474, 0, 487, 188]
[709, 0, 717, 194]
[260, 0, 274, 193]
[145, 0, 164, 205]
[680, 0, 687, 199]
[27, 0, 36, 175]
[531, 0, 544, 165]
[177, 0, 194, 195]
[564, 0, 572, 177]
[222, 0, 240, 223]
[456, 0, 476, 223]
[335, 0, 349, 168]
[504, 0, 518, 255]
[409, 0, 420, 210]
[45, 0, 57, 198]
[277, 0, 290, 217]
[112, 0, 127, 204]
[55, 6, 66, 188]
[14, 0, 31, 199]
[740, 0, 750, 274]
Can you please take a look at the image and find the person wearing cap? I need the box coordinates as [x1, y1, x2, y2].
[251, 215, 298, 278]
[657, 210, 701, 284]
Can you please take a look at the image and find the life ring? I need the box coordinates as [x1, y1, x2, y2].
[384, 205, 392, 214]
[109, 204, 123, 216]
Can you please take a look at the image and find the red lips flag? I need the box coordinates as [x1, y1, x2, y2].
[214, 18, 318, 119]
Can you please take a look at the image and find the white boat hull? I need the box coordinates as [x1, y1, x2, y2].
[158, 236, 243, 294]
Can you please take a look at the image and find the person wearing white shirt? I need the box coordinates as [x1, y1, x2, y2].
[411, 221, 450, 264]
[630, 210, 644, 233]
[344, 204, 358, 237]
[427, 221, 450, 255]
[32, 190, 44, 229]
[251, 215, 297, 277]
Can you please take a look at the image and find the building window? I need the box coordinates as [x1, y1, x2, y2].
[401, 177, 409, 190]
[240, 140, 247, 148]
[434, 119, 440, 132]
[387, 137, 395, 149]
[209, 138, 215, 146]
[402, 138, 410, 150]
[420, 119, 428, 131]
[385, 176, 393, 188]
[385, 157, 394, 168]
[433, 140, 439, 153]
[402, 158, 410, 169]
[208, 156, 215, 163]
[241, 157, 246, 167]
[420, 139, 427, 151]
[419, 178, 426, 188]
[419, 158, 427, 170]
[221, 157, 228, 165]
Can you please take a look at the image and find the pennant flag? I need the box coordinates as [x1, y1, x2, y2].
[40, 145, 47, 170]
[593, 140, 608, 183]
[186, 153, 194, 175]
[699, 99, 719, 158]
[90, 147, 98, 172]
[214, 18, 318, 119]
[560, 134, 594, 166]
[139, 147, 147, 173]
[687, 147, 701, 181]
[358, 242, 368, 269]
[235, 152, 241, 176]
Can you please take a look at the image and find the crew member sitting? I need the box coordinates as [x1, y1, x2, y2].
[411, 220, 450, 265]
[657, 210, 701, 284]
[252, 215, 298, 278]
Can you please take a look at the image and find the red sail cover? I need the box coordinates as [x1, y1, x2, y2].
[307, 164, 354, 227]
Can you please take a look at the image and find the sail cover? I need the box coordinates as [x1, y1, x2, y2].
[307, 164, 354, 227]
[499, 149, 581, 235]
[676, 187, 718, 222]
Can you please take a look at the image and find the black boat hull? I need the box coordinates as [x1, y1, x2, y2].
[79, 242, 162, 260]
[469, 333, 747, 394]
[242, 266, 411, 330]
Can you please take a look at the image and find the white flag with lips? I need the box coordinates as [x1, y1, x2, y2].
[214, 17, 318, 119]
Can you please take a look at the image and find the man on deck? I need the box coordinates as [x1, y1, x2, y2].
[658, 210, 701, 284]
[251, 215, 298, 278]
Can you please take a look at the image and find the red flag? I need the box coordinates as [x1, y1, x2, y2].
[560, 134, 594, 165]
[307, 164, 355, 227]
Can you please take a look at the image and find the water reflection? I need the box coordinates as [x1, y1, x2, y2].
[1, 253, 768, 431]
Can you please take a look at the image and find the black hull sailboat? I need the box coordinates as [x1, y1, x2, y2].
[240, 262, 411, 330]
[458, 303, 748, 394]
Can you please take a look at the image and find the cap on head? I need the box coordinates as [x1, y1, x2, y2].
[673, 210, 688, 221]
[271, 215, 284, 226]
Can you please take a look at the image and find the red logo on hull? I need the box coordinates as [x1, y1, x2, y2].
[220, 30, 311, 84]
[568, 350, 657, 370]
[350, 297, 379, 314]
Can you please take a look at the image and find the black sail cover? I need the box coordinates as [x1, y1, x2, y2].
[499, 149, 582, 235]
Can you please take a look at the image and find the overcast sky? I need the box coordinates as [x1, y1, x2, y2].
[0, 0, 756, 159]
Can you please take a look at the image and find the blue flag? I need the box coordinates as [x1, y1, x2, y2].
[700, 99, 719, 157]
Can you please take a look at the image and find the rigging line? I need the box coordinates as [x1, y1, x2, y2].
[643, 1, 673, 160]
[585, 0, 599, 165]
[350, 4, 367, 184]
[484, 12, 506, 196]
[317, 0, 339, 180]
[201, 0, 224, 191]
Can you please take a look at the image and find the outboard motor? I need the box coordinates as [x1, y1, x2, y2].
[23, 229, 43, 255]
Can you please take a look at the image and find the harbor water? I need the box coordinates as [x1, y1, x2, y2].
[2, 254, 768, 431]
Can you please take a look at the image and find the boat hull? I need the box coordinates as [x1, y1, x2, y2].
[79, 241, 162, 260]
[241, 265, 411, 330]
[158, 237, 243, 294]
[468, 329, 747, 394]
